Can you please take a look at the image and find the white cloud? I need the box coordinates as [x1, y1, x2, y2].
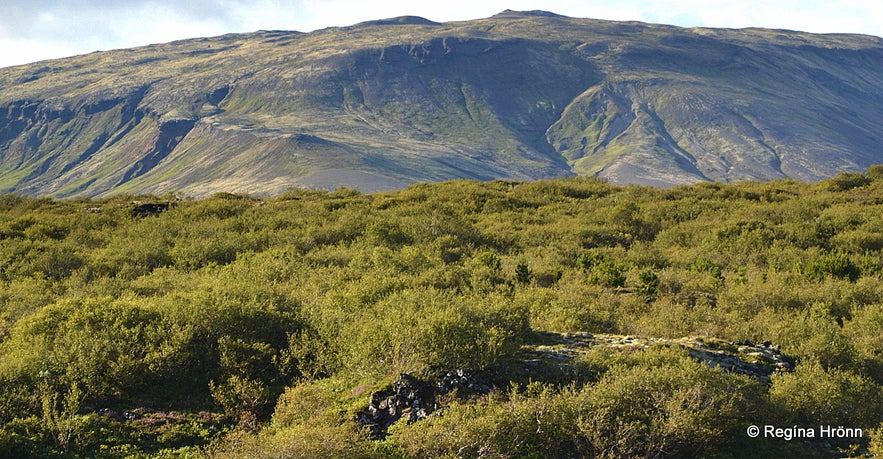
[637, 0, 883, 35]
[0, 38, 85, 68]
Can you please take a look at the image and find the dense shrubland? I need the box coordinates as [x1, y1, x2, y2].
[0, 171, 882, 457]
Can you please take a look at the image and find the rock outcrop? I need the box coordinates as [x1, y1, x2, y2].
[355, 370, 490, 439]
[356, 333, 793, 438]
[523, 332, 793, 384]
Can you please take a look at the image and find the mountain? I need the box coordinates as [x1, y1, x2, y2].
[1, 10, 882, 197]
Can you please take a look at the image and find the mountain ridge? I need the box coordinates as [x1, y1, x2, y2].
[0, 11, 881, 197]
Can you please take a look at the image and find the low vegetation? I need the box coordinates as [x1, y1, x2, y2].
[1, 170, 883, 457]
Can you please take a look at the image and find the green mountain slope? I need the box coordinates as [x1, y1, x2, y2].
[0, 10, 881, 197]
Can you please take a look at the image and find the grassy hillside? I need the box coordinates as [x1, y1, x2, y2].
[0, 11, 881, 197]
[0, 171, 882, 457]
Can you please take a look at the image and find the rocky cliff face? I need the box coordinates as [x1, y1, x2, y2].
[1, 11, 881, 197]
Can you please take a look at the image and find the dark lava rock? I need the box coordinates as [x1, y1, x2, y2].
[356, 373, 431, 439]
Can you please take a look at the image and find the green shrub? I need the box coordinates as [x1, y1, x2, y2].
[869, 422, 883, 457]
[866, 164, 883, 181]
[578, 251, 626, 288]
[272, 381, 340, 429]
[0, 297, 192, 402]
[0, 416, 58, 458]
[769, 361, 883, 429]
[518, 280, 627, 334]
[466, 251, 508, 293]
[578, 363, 753, 457]
[514, 261, 532, 285]
[339, 288, 528, 376]
[364, 220, 411, 247]
[207, 423, 379, 459]
[385, 347, 760, 458]
[843, 303, 883, 382]
[587, 259, 626, 288]
[774, 302, 855, 369]
[827, 172, 871, 191]
[633, 267, 660, 300]
[383, 384, 590, 459]
[806, 250, 860, 281]
[210, 375, 270, 430]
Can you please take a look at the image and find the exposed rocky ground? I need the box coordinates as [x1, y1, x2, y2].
[355, 370, 493, 439]
[523, 332, 794, 385]
[356, 332, 794, 437]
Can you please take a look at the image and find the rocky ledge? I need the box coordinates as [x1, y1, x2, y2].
[356, 332, 794, 437]
[522, 332, 794, 385]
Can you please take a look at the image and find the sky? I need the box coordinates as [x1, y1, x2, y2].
[2, 0, 882, 69]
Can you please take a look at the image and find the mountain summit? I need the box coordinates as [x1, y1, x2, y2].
[1, 12, 881, 197]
